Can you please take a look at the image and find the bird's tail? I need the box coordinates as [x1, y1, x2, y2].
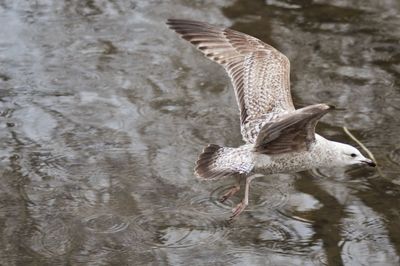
[194, 144, 255, 180]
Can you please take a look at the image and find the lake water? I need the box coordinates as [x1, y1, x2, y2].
[0, 0, 399, 265]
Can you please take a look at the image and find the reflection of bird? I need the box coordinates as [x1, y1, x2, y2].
[167, 19, 376, 220]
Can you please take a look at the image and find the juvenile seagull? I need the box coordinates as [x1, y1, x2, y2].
[167, 19, 376, 220]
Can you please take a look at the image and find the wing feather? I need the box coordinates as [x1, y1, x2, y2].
[167, 19, 294, 143]
[254, 104, 333, 154]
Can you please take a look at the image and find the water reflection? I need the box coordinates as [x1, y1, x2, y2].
[0, 0, 399, 265]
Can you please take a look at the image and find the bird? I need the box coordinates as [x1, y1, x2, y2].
[166, 19, 376, 220]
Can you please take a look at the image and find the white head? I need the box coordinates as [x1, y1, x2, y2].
[331, 142, 376, 168]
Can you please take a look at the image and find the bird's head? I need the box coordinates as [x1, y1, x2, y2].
[333, 142, 376, 168]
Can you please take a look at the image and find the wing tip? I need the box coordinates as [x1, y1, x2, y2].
[327, 104, 335, 110]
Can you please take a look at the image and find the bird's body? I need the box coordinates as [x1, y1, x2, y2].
[166, 19, 375, 220]
[201, 134, 348, 177]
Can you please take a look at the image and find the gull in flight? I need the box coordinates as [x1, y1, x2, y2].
[167, 19, 376, 220]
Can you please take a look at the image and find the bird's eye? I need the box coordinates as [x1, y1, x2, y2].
[350, 153, 357, 158]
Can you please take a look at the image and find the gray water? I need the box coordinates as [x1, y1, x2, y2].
[0, 0, 400, 265]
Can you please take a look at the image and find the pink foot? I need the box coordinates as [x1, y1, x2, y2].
[219, 186, 240, 203]
[229, 201, 248, 221]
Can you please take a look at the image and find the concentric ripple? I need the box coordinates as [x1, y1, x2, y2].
[341, 236, 396, 266]
[84, 213, 130, 234]
[209, 176, 292, 212]
[189, 194, 231, 215]
[209, 185, 241, 211]
[310, 250, 328, 266]
[29, 218, 75, 258]
[388, 147, 400, 166]
[133, 208, 229, 248]
[231, 219, 313, 255]
[340, 207, 396, 265]
[249, 177, 292, 210]
[75, 213, 147, 263]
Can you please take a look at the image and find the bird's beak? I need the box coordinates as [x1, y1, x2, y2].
[362, 159, 376, 167]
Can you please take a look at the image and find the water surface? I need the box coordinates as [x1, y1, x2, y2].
[0, 0, 400, 265]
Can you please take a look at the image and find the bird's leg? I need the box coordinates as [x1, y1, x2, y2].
[230, 175, 257, 220]
[219, 175, 241, 203]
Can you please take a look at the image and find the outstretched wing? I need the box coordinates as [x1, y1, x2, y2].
[167, 19, 295, 143]
[254, 104, 333, 154]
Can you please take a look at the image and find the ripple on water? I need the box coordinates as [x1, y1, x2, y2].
[388, 147, 400, 166]
[310, 250, 328, 266]
[310, 166, 379, 182]
[249, 177, 292, 210]
[209, 176, 291, 212]
[84, 213, 130, 234]
[133, 208, 229, 249]
[189, 194, 231, 215]
[231, 219, 312, 254]
[342, 215, 387, 243]
[72, 225, 151, 265]
[72, 212, 148, 264]
[341, 208, 393, 265]
[341, 235, 392, 266]
[29, 218, 75, 258]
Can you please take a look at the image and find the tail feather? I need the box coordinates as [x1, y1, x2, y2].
[194, 144, 254, 180]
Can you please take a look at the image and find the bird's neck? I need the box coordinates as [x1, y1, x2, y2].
[311, 135, 344, 168]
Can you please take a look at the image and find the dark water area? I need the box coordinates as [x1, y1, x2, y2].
[0, 0, 399, 265]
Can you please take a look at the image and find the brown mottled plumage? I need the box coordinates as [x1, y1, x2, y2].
[167, 19, 375, 220]
[167, 19, 294, 143]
